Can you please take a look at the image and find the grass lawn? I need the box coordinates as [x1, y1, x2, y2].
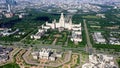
[118, 60, 120, 67]
[0, 63, 20, 68]
[82, 15, 100, 19]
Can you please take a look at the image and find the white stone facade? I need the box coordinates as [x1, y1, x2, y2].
[42, 13, 81, 30]
[31, 29, 45, 39]
[93, 32, 106, 44]
[31, 48, 63, 61]
[42, 13, 82, 42]
[82, 54, 118, 68]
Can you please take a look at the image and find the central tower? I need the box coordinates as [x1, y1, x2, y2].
[59, 13, 65, 27]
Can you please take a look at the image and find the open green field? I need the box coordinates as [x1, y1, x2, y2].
[55, 31, 69, 45]
[117, 60, 120, 67]
[82, 15, 100, 19]
[0, 28, 33, 42]
[0, 63, 20, 68]
[0, 10, 85, 48]
[0, 10, 60, 43]
[84, 9, 120, 52]
[23, 28, 69, 45]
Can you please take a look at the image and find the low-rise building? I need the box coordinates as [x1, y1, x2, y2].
[71, 24, 82, 43]
[96, 14, 106, 18]
[55, 51, 63, 58]
[93, 32, 106, 44]
[0, 46, 13, 63]
[31, 51, 39, 60]
[49, 54, 56, 61]
[82, 54, 118, 68]
[109, 37, 120, 45]
[71, 30, 82, 42]
[31, 29, 45, 39]
[109, 32, 120, 45]
[4, 13, 13, 18]
[0, 29, 19, 36]
[31, 48, 63, 61]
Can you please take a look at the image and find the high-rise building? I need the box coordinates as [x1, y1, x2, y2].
[0, 0, 7, 4]
[6, 0, 16, 5]
[7, 4, 11, 12]
[41, 13, 82, 42]
[5, 0, 16, 12]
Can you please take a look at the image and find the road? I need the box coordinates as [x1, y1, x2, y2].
[83, 19, 93, 54]
[33, 44, 85, 51]
[20, 29, 37, 42]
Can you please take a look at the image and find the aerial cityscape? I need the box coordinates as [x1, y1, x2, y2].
[0, 0, 120, 68]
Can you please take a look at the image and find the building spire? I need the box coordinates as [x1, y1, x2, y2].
[59, 13, 65, 27]
[69, 18, 72, 24]
[60, 13, 64, 19]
